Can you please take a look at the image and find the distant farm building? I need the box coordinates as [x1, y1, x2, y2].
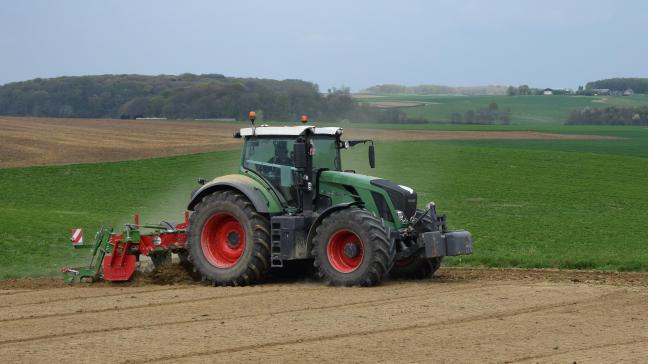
[543, 88, 553, 95]
[592, 89, 611, 96]
[624, 88, 635, 96]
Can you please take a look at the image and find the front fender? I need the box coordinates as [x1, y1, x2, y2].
[187, 174, 282, 214]
[305, 202, 362, 246]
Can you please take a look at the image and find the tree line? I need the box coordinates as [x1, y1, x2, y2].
[0, 74, 411, 123]
[450, 102, 511, 125]
[585, 78, 648, 93]
[566, 106, 648, 125]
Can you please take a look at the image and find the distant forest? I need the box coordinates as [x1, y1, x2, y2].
[362, 84, 508, 96]
[585, 78, 648, 93]
[0, 74, 407, 122]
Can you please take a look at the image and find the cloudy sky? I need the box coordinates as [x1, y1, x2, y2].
[1, 0, 646, 91]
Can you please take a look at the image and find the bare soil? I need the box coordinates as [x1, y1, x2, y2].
[0, 116, 620, 168]
[362, 101, 425, 108]
[1, 267, 646, 363]
[0, 116, 240, 168]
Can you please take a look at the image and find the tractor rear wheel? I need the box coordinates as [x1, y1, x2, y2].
[312, 208, 392, 286]
[390, 210, 444, 279]
[187, 190, 270, 286]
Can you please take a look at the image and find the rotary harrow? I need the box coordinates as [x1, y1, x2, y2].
[62, 213, 189, 283]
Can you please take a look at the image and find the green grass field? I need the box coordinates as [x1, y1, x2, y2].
[357, 94, 648, 124]
[1, 125, 647, 279]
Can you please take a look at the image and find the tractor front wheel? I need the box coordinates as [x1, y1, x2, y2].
[312, 208, 392, 286]
[390, 255, 443, 279]
[187, 190, 270, 286]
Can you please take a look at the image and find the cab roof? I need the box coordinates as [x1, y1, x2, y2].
[238, 125, 343, 137]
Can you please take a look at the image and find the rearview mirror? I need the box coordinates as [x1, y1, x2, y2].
[368, 145, 376, 168]
[294, 142, 307, 169]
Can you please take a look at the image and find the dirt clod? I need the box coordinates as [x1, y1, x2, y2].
[145, 264, 197, 285]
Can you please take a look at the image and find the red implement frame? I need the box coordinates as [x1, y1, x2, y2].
[102, 212, 190, 281]
[103, 237, 136, 281]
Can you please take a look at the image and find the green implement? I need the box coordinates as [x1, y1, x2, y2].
[62, 227, 113, 284]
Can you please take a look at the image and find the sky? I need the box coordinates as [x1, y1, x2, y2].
[0, 0, 647, 91]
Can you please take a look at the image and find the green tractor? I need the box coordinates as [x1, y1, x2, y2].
[184, 114, 472, 286]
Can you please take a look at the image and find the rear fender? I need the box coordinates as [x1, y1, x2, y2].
[187, 174, 282, 214]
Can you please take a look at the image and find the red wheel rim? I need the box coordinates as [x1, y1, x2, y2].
[201, 213, 246, 268]
[327, 229, 364, 273]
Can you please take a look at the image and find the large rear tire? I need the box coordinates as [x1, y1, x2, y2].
[187, 190, 270, 286]
[312, 208, 392, 286]
[390, 210, 443, 279]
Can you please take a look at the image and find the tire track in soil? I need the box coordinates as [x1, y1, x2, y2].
[3, 270, 646, 363]
[0, 282, 494, 346]
[0, 277, 482, 323]
[507, 337, 648, 363]
[0, 285, 199, 308]
[0, 283, 351, 323]
[0, 288, 290, 323]
[195, 291, 647, 364]
[125, 291, 622, 364]
[0, 290, 31, 296]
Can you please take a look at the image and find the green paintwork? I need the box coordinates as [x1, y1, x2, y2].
[235, 133, 405, 227]
[318, 170, 403, 229]
[212, 173, 284, 213]
[63, 227, 113, 284]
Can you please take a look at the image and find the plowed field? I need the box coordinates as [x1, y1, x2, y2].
[0, 117, 620, 168]
[1, 268, 646, 363]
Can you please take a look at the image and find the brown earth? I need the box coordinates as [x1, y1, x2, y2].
[1, 267, 646, 363]
[0, 116, 621, 168]
[361, 100, 426, 108]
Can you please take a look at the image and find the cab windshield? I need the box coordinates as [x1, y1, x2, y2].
[311, 136, 341, 171]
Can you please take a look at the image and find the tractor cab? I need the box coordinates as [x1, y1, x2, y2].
[237, 124, 345, 209]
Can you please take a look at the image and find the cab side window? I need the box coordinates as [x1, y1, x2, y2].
[244, 138, 298, 207]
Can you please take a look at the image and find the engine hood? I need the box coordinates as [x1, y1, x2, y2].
[370, 179, 418, 219]
[318, 171, 417, 220]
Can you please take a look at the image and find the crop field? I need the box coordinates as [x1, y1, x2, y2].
[1, 117, 647, 279]
[0, 116, 618, 168]
[0, 117, 241, 168]
[356, 94, 648, 123]
[2, 116, 648, 362]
